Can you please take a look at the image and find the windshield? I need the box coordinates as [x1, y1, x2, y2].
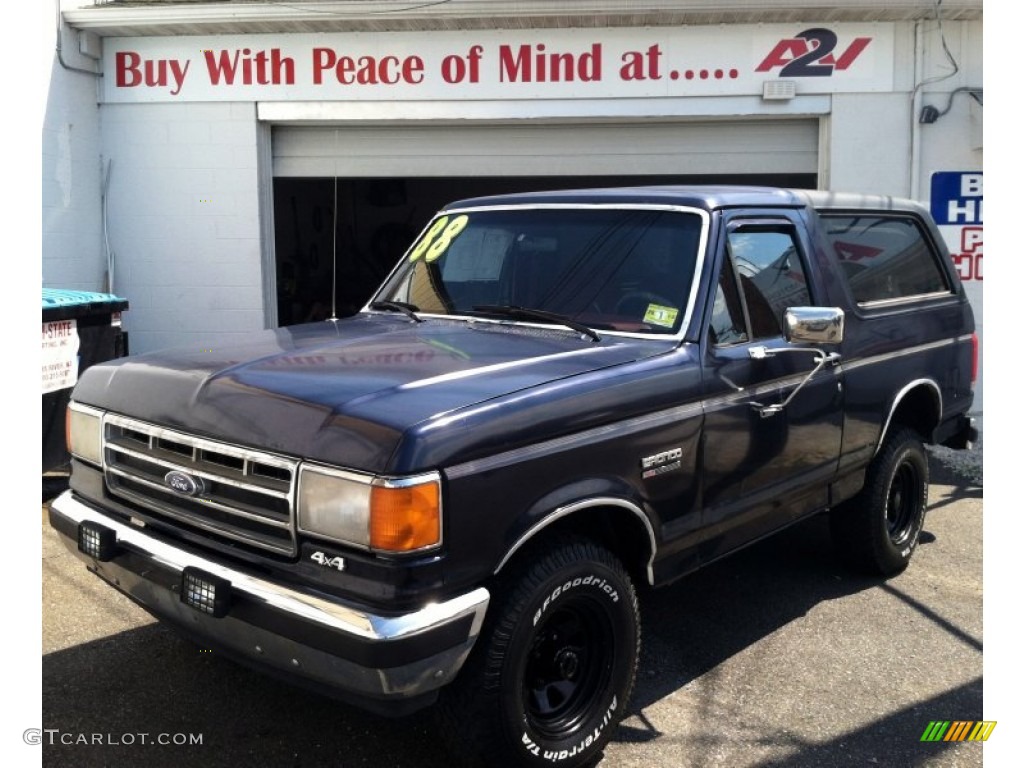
[372, 207, 705, 335]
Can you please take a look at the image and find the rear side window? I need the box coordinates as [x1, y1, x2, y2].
[821, 215, 951, 305]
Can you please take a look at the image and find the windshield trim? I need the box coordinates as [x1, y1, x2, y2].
[365, 203, 711, 342]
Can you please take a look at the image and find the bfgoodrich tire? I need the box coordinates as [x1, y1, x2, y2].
[831, 427, 929, 576]
[437, 537, 640, 768]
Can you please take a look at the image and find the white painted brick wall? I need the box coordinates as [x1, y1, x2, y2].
[100, 101, 267, 354]
[829, 93, 913, 197]
[830, 19, 983, 411]
[42, 50, 104, 293]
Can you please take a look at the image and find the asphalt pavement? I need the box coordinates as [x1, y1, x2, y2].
[41, 447, 984, 768]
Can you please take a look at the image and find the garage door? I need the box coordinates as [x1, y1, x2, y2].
[272, 120, 818, 178]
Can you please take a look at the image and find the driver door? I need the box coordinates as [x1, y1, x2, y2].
[700, 214, 844, 562]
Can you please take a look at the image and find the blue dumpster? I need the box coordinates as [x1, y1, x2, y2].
[42, 289, 129, 473]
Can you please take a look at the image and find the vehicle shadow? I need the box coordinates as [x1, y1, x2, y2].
[42, 455, 980, 768]
[611, 456, 982, 766]
[42, 621, 449, 768]
[35, 515, 884, 768]
[628, 513, 871, 716]
[925, 450, 983, 516]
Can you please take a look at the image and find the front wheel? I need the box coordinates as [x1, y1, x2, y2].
[831, 427, 929, 576]
[437, 537, 640, 768]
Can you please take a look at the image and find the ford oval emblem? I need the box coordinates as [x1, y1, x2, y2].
[164, 470, 205, 497]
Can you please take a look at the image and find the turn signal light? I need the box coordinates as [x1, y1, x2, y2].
[370, 482, 441, 552]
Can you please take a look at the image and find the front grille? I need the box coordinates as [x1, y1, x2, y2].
[103, 415, 299, 556]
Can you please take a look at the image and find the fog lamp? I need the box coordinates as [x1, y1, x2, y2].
[78, 521, 117, 561]
[181, 567, 231, 618]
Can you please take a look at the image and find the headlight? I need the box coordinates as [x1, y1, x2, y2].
[297, 466, 442, 554]
[66, 402, 104, 466]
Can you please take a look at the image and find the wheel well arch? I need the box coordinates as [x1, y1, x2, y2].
[878, 378, 942, 451]
[493, 498, 657, 587]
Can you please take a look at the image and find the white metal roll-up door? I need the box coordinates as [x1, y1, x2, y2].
[272, 120, 818, 178]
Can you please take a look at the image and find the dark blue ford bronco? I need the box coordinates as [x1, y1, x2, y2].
[51, 186, 976, 767]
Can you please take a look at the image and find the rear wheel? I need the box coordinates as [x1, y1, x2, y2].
[437, 536, 639, 768]
[831, 427, 929, 575]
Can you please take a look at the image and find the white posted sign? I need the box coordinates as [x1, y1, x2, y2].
[42, 319, 80, 394]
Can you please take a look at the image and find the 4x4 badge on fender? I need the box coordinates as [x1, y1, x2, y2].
[164, 470, 205, 497]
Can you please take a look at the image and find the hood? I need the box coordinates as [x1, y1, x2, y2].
[74, 314, 672, 473]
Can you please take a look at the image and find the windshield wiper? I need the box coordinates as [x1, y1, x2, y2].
[370, 300, 423, 323]
[471, 304, 601, 342]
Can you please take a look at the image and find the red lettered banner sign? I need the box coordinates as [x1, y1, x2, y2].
[102, 24, 894, 102]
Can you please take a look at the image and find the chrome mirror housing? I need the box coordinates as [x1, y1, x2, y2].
[784, 307, 844, 345]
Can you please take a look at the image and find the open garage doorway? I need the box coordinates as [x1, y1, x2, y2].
[273, 172, 816, 326]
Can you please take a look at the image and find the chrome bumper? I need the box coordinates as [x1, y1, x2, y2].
[49, 490, 489, 710]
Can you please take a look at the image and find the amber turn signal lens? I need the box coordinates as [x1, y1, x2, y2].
[369, 482, 441, 552]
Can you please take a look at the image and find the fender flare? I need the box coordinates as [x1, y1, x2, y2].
[876, 378, 942, 455]
[493, 496, 658, 586]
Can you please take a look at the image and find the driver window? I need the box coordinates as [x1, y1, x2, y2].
[728, 227, 811, 340]
[709, 256, 748, 346]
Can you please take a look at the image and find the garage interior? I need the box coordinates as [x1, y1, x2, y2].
[274, 172, 815, 325]
[271, 119, 819, 325]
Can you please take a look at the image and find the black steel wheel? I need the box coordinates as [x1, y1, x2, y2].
[886, 458, 925, 547]
[524, 589, 616, 742]
[831, 427, 929, 576]
[437, 536, 639, 768]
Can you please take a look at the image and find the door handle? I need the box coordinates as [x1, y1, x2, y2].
[747, 346, 841, 417]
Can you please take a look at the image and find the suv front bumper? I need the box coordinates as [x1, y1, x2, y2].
[48, 490, 489, 715]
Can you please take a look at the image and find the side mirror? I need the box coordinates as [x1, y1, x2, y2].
[784, 307, 844, 345]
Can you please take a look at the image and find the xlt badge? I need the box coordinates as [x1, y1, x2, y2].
[641, 447, 683, 479]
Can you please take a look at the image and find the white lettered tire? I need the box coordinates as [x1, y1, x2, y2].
[437, 536, 640, 768]
[830, 427, 929, 576]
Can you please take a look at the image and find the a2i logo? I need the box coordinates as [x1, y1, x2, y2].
[756, 28, 872, 77]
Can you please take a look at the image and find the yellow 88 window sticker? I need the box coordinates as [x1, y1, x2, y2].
[409, 215, 469, 263]
[409, 216, 449, 262]
[425, 215, 469, 262]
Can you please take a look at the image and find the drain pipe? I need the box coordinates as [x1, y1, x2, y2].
[55, 0, 101, 77]
[909, 20, 924, 201]
[102, 158, 116, 295]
